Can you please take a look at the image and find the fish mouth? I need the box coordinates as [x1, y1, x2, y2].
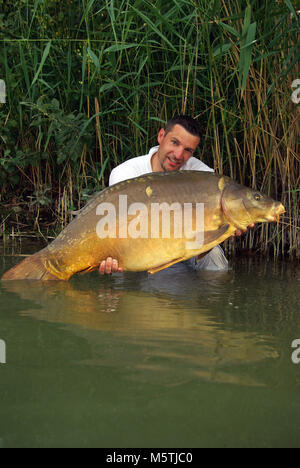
[268, 202, 286, 222]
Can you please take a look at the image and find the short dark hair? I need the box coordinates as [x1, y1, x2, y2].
[165, 115, 201, 139]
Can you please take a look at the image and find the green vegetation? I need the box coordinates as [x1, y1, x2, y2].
[0, 0, 299, 257]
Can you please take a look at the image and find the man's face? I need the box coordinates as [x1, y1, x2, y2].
[154, 124, 200, 172]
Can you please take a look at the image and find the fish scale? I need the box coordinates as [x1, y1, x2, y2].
[1, 171, 285, 281]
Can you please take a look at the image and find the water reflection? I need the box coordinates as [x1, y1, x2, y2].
[1, 253, 300, 448]
[2, 258, 294, 389]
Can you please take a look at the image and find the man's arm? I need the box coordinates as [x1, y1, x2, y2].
[187, 246, 229, 271]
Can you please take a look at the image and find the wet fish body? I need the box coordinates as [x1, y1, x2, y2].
[1, 171, 285, 281]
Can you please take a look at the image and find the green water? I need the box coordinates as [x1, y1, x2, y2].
[0, 243, 300, 448]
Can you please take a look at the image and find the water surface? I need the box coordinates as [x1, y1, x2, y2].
[0, 242, 300, 448]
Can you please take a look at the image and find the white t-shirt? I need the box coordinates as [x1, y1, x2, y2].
[108, 146, 228, 271]
[109, 146, 214, 186]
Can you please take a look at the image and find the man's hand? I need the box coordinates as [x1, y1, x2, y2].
[99, 257, 123, 275]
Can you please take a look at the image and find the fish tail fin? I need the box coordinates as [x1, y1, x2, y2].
[1, 252, 59, 281]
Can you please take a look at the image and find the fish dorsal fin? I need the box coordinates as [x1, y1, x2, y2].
[70, 191, 102, 218]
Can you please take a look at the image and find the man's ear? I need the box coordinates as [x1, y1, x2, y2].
[157, 128, 166, 144]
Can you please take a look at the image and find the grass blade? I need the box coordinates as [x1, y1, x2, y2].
[31, 41, 52, 88]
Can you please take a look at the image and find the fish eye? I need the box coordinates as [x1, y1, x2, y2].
[254, 193, 262, 201]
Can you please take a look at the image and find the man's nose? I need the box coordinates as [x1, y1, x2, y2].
[174, 147, 184, 160]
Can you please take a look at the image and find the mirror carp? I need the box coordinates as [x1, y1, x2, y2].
[1, 171, 285, 281]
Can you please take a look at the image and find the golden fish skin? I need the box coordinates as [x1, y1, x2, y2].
[1, 171, 285, 281]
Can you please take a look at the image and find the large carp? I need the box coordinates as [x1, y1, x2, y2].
[2, 171, 285, 281]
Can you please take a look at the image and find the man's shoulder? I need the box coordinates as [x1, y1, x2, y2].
[183, 157, 214, 173]
[109, 154, 152, 186]
[113, 154, 149, 171]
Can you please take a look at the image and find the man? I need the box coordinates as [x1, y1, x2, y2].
[99, 115, 250, 275]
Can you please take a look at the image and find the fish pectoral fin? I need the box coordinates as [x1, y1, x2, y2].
[78, 265, 98, 275]
[148, 257, 186, 275]
[204, 224, 231, 244]
[148, 225, 231, 275]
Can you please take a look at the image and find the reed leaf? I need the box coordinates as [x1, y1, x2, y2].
[0, 0, 298, 258]
[31, 41, 51, 87]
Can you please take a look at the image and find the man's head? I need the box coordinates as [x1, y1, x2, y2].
[152, 115, 201, 172]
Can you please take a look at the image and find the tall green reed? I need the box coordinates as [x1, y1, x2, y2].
[0, 0, 299, 256]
